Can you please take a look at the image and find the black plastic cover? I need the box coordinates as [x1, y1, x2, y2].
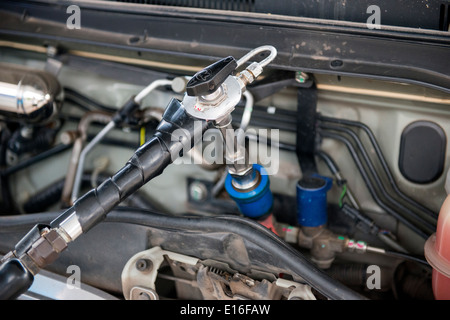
[186, 56, 237, 96]
[399, 121, 447, 184]
[0, 258, 34, 300]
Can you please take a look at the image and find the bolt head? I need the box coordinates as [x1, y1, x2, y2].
[135, 258, 153, 272]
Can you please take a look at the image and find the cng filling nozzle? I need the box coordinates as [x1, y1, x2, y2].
[182, 45, 278, 228]
[0, 45, 277, 299]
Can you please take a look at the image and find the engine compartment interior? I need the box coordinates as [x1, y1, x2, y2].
[0, 0, 449, 302]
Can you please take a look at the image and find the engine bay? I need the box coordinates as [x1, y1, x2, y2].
[0, 0, 449, 302]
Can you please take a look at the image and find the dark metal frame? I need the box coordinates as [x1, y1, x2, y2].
[0, 0, 449, 93]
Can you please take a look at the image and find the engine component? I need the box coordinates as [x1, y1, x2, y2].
[0, 63, 62, 124]
[224, 164, 273, 220]
[0, 97, 209, 299]
[7, 125, 59, 160]
[296, 175, 333, 227]
[184, 46, 278, 224]
[121, 246, 316, 300]
[69, 77, 186, 203]
[297, 226, 350, 269]
[0, 0, 448, 303]
[121, 246, 197, 300]
[2, 46, 316, 300]
[60, 111, 113, 207]
[318, 115, 438, 220]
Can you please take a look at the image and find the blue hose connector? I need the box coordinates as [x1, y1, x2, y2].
[296, 175, 333, 227]
[225, 164, 273, 219]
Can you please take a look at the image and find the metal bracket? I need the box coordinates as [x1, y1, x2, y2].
[121, 246, 199, 300]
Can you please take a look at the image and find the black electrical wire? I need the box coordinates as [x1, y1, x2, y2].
[319, 115, 437, 220]
[317, 150, 410, 252]
[0, 143, 72, 178]
[320, 123, 436, 234]
[341, 203, 380, 235]
[63, 87, 117, 113]
[316, 150, 340, 175]
[319, 131, 430, 240]
[0, 134, 141, 180]
[382, 250, 430, 267]
[366, 245, 430, 267]
[384, 250, 430, 267]
[0, 209, 368, 300]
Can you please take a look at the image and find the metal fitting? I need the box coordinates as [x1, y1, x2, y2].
[230, 166, 260, 191]
[24, 229, 68, 273]
[236, 62, 263, 89]
[135, 259, 153, 272]
[346, 239, 368, 254]
[57, 211, 83, 242]
[298, 226, 347, 269]
[189, 181, 208, 201]
[183, 76, 242, 121]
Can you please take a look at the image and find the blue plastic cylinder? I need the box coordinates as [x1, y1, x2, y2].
[296, 175, 333, 227]
[225, 164, 273, 219]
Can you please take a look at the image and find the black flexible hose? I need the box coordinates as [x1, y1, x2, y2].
[318, 115, 437, 219]
[63, 88, 117, 113]
[341, 203, 380, 235]
[319, 131, 429, 240]
[50, 98, 208, 234]
[0, 99, 207, 300]
[382, 250, 430, 267]
[0, 144, 72, 178]
[0, 209, 368, 300]
[316, 150, 340, 175]
[0, 258, 34, 300]
[320, 123, 436, 234]
[22, 173, 158, 213]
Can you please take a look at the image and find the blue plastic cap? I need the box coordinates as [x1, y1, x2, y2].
[225, 164, 273, 219]
[296, 174, 333, 227]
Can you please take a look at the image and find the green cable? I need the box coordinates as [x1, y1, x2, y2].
[339, 183, 347, 208]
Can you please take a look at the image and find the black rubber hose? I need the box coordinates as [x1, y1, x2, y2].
[341, 203, 380, 235]
[107, 210, 367, 300]
[23, 173, 109, 213]
[7, 127, 58, 157]
[23, 173, 158, 213]
[318, 115, 437, 219]
[320, 131, 429, 240]
[0, 99, 209, 300]
[316, 150, 340, 175]
[382, 250, 430, 267]
[0, 209, 368, 300]
[0, 258, 34, 300]
[320, 123, 436, 234]
[63, 88, 117, 113]
[50, 98, 209, 234]
[327, 264, 371, 288]
[0, 144, 72, 178]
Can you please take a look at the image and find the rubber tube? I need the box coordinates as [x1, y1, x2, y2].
[320, 123, 436, 233]
[0, 209, 367, 300]
[0, 258, 34, 300]
[319, 115, 437, 219]
[320, 131, 429, 240]
[51, 98, 210, 234]
[22, 173, 158, 213]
